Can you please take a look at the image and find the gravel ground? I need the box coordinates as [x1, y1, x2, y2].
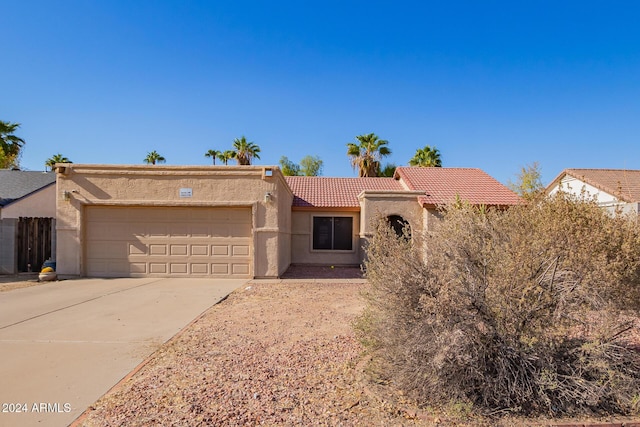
[77, 279, 436, 426]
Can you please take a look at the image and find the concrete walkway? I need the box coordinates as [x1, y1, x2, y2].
[0, 277, 244, 427]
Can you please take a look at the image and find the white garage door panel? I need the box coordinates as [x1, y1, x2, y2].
[85, 207, 252, 278]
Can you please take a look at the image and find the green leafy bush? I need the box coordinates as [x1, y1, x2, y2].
[357, 192, 640, 416]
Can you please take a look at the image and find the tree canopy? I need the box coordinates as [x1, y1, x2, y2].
[380, 163, 397, 177]
[204, 149, 221, 165]
[233, 136, 260, 165]
[279, 155, 324, 176]
[0, 121, 26, 169]
[45, 153, 72, 171]
[409, 145, 442, 167]
[217, 150, 236, 165]
[346, 133, 391, 177]
[279, 156, 301, 176]
[508, 161, 544, 200]
[299, 155, 323, 176]
[144, 150, 166, 165]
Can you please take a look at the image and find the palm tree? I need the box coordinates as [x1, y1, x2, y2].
[409, 145, 442, 167]
[380, 163, 397, 177]
[346, 133, 391, 177]
[232, 136, 261, 165]
[217, 150, 236, 165]
[144, 150, 166, 165]
[0, 121, 25, 168]
[45, 153, 72, 171]
[204, 149, 221, 165]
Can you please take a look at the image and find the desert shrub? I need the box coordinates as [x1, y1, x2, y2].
[357, 192, 640, 416]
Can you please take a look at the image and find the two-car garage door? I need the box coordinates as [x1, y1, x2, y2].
[85, 206, 252, 278]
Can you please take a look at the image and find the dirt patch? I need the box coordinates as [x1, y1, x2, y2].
[0, 274, 45, 292]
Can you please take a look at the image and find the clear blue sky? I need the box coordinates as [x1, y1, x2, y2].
[3, 0, 640, 185]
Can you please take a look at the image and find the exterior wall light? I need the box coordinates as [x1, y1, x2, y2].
[264, 192, 273, 202]
[62, 189, 78, 201]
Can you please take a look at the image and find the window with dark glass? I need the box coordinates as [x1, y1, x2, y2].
[312, 216, 353, 250]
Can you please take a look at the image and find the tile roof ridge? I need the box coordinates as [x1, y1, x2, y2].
[566, 167, 640, 172]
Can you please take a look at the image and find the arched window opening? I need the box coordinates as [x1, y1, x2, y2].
[387, 215, 411, 240]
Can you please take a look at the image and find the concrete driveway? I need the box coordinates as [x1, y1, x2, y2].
[0, 277, 244, 427]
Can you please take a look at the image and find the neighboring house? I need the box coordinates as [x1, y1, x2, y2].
[55, 164, 520, 279]
[546, 168, 640, 215]
[0, 170, 57, 274]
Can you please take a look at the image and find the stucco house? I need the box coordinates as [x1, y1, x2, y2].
[55, 164, 520, 279]
[546, 168, 640, 215]
[0, 170, 57, 274]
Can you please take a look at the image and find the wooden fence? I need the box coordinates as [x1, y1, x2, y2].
[17, 217, 53, 272]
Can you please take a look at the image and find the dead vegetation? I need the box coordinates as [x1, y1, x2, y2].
[357, 192, 640, 418]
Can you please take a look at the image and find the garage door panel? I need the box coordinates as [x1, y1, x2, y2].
[128, 242, 147, 255]
[191, 245, 209, 256]
[212, 225, 229, 238]
[232, 264, 250, 275]
[170, 244, 188, 256]
[170, 263, 188, 274]
[148, 224, 168, 237]
[149, 244, 167, 255]
[211, 245, 229, 256]
[232, 245, 250, 256]
[149, 263, 167, 274]
[191, 263, 208, 274]
[86, 259, 107, 275]
[130, 262, 147, 274]
[190, 225, 210, 238]
[229, 223, 252, 238]
[170, 224, 189, 237]
[90, 242, 126, 258]
[211, 264, 229, 275]
[85, 206, 252, 278]
[109, 260, 130, 275]
[87, 223, 131, 240]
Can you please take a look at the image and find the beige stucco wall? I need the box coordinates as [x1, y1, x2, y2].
[56, 165, 292, 278]
[1, 184, 56, 219]
[358, 191, 425, 237]
[357, 191, 426, 263]
[290, 209, 361, 265]
[422, 207, 443, 232]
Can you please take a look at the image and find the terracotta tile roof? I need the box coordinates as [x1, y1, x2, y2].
[284, 176, 403, 208]
[394, 167, 521, 207]
[550, 168, 640, 203]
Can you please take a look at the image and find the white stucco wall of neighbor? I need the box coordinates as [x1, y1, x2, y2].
[549, 175, 638, 215]
[55, 165, 293, 279]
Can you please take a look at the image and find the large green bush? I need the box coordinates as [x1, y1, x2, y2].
[357, 193, 640, 416]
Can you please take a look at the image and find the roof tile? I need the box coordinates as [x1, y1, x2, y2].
[394, 167, 521, 206]
[284, 176, 402, 208]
